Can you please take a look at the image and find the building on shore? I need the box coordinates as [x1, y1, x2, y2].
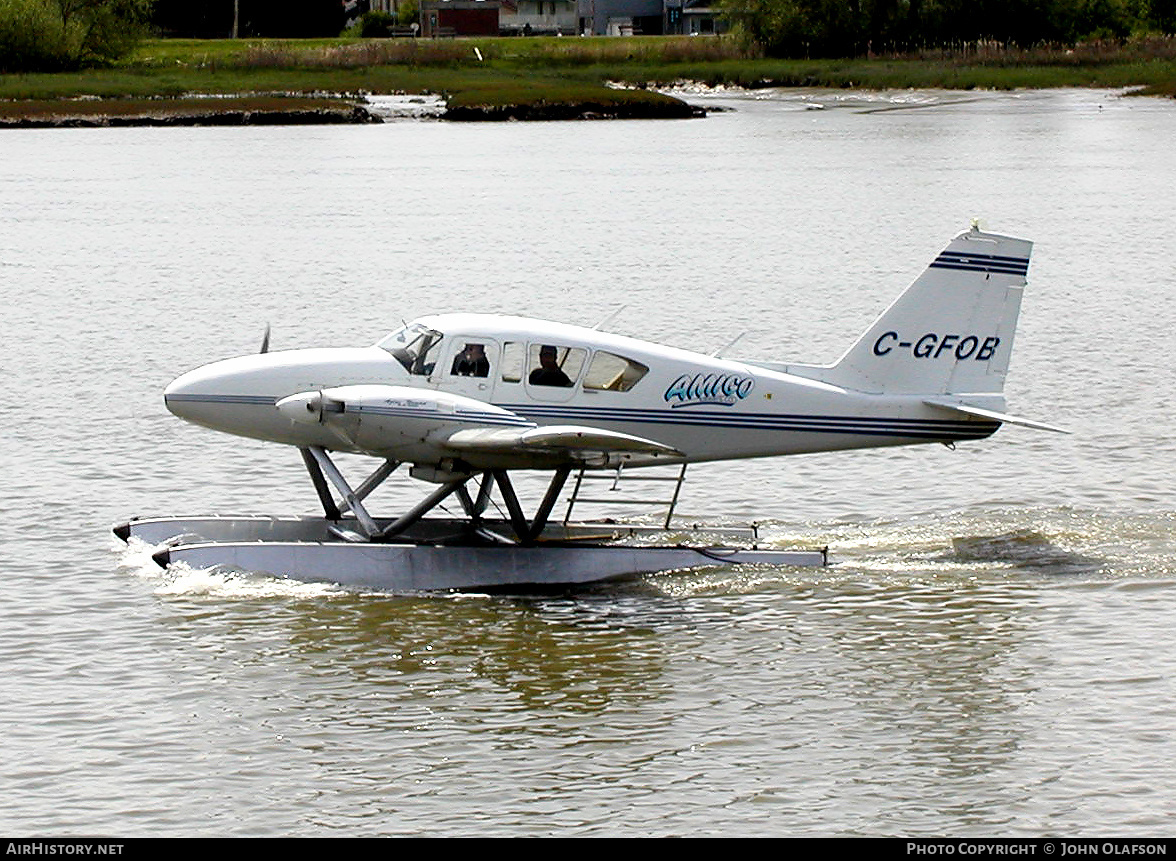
[375, 0, 726, 37]
[500, 0, 578, 35]
[675, 0, 725, 35]
[419, 0, 501, 35]
[577, 0, 662, 35]
[575, 0, 726, 36]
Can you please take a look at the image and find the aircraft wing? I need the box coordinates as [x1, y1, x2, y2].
[439, 424, 683, 463]
[924, 398, 1070, 433]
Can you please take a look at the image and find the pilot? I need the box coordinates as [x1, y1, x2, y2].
[529, 345, 572, 387]
[451, 343, 490, 377]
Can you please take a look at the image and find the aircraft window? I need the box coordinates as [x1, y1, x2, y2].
[528, 344, 586, 388]
[377, 324, 444, 376]
[501, 341, 524, 383]
[450, 342, 491, 378]
[582, 351, 649, 392]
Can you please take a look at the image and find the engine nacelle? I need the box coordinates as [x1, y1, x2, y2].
[276, 385, 532, 459]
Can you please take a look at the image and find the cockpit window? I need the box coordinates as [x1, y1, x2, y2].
[582, 351, 649, 392]
[449, 342, 491, 378]
[528, 344, 586, 388]
[377, 324, 444, 376]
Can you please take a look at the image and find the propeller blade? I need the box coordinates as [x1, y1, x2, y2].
[259, 324, 271, 354]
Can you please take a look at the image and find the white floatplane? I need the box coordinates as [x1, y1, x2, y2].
[117, 226, 1063, 590]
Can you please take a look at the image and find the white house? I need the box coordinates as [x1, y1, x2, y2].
[500, 0, 578, 34]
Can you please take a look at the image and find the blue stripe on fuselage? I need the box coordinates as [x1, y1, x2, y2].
[495, 403, 999, 440]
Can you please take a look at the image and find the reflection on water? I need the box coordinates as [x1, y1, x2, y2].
[282, 597, 669, 714]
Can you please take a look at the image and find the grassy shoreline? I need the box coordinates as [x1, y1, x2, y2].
[2, 35, 1174, 125]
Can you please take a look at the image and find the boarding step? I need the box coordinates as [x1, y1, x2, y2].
[563, 463, 688, 529]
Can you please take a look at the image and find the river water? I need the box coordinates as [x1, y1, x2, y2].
[2, 87, 1175, 836]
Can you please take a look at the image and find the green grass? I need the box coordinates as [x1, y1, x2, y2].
[128, 35, 748, 69]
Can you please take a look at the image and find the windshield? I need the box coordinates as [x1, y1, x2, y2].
[376, 323, 444, 375]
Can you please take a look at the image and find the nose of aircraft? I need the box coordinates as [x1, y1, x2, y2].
[162, 363, 219, 422]
[162, 353, 281, 433]
[161, 345, 404, 442]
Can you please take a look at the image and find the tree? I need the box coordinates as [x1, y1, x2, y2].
[722, 0, 862, 57]
[1152, 0, 1176, 33]
[719, 0, 1154, 55]
[0, 0, 151, 71]
[397, 0, 418, 27]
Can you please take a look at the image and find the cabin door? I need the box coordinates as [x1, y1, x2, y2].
[436, 337, 499, 402]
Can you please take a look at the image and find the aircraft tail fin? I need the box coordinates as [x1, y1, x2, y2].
[787, 227, 1033, 397]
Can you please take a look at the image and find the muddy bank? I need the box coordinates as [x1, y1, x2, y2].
[0, 96, 383, 128]
[0, 90, 704, 127]
[442, 98, 703, 121]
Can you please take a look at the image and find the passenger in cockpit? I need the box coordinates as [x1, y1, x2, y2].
[529, 345, 572, 387]
[451, 343, 490, 377]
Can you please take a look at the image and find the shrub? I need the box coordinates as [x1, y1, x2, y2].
[358, 9, 395, 37]
[0, 0, 71, 71]
[0, 0, 151, 71]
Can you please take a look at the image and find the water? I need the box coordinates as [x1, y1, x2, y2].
[2, 88, 1175, 836]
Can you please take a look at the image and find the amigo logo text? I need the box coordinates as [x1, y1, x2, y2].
[664, 373, 754, 408]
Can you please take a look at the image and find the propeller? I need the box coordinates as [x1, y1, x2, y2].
[259, 323, 271, 354]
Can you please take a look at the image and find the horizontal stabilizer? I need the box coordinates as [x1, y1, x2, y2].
[442, 424, 682, 459]
[924, 398, 1069, 434]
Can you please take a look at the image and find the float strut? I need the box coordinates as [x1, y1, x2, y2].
[491, 470, 530, 542]
[340, 458, 400, 515]
[455, 472, 493, 522]
[492, 467, 571, 544]
[456, 486, 477, 518]
[300, 447, 341, 521]
[379, 477, 468, 540]
[473, 471, 494, 516]
[305, 446, 381, 539]
[529, 466, 571, 541]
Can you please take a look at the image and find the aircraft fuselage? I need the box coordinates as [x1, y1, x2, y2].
[164, 312, 1000, 470]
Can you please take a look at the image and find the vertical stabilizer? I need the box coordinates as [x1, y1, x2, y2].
[793, 228, 1032, 396]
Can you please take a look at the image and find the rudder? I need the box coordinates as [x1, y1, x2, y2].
[800, 227, 1033, 396]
